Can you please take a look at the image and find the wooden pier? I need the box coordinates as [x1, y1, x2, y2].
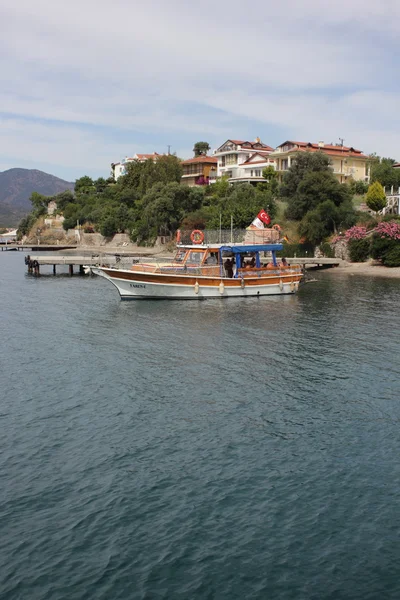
[25, 253, 342, 275]
[287, 257, 342, 269]
[1, 243, 77, 252]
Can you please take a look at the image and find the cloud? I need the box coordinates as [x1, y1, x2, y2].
[1, 0, 399, 178]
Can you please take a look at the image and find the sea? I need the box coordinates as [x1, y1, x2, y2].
[1, 251, 400, 600]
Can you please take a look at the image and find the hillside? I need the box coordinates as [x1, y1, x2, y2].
[0, 168, 74, 226]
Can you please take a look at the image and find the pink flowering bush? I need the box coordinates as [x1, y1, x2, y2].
[345, 226, 367, 240]
[371, 220, 400, 267]
[374, 221, 400, 240]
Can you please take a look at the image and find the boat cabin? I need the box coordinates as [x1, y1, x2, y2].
[171, 243, 287, 278]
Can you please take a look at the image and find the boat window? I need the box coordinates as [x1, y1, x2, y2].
[174, 249, 187, 263]
[186, 251, 205, 265]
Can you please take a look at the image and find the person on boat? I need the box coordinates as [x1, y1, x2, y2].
[249, 256, 256, 268]
[224, 258, 234, 278]
[281, 257, 288, 268]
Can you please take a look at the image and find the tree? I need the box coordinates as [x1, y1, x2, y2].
[30, 192, 49, 214]
[261, 166, 279, 195]
[299, 198, 356, 244]
[286, 171, 352, 220]
[280, 151, 332, 199]
[55, 190, 75, 211]
[193, 141, 211, 157]
[366, 181, 387, 213]
[120, 155, 183, 196]
[75, 176, 95, 196]
[370, 157, 400, 188]
[207, 183, 276, 229]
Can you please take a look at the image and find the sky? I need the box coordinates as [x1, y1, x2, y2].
[1, 0, 399, 181]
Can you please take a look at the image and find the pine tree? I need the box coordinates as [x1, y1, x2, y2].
[366, 181, 387, 213]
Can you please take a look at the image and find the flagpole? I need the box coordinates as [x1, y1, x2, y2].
[219, 213, 222, 244]
[230, 215, 233, 243]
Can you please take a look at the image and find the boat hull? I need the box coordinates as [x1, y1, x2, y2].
[92, 267, 303, 300]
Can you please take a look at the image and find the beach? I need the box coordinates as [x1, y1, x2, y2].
[327, 259, 400, 279]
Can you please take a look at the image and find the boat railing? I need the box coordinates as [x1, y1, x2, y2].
[238, 266, 303, 278]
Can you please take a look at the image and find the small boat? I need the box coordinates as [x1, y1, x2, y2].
[91, 237, 304, 300]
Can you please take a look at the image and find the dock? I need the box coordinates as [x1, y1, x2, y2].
[25, 253, 138, 275]
[287, 257, 342, 269]
[25, 253, 342, 276]
[1, 243, 77, 252]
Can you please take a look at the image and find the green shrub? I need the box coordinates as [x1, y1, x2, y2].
[348, 238, 371, 262]
[382, 245, 400, 267]
[370, 235, 400, 267]
[320, 242, 335, 258]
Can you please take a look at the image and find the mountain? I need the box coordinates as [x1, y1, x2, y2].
[0, 168, 74, 227]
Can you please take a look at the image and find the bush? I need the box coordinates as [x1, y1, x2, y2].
[370, 235, 400, 267]
[349, 180, 369, 195]
[348, 238, 370, 262]
[382, 245, 400, 267]
[320, 242, 335, 258]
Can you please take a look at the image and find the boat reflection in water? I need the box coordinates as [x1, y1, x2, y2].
[91, 233, 304, 301]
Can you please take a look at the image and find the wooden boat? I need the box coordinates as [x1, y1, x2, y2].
[91, 239, 304, 300]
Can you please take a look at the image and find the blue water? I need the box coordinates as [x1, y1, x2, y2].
[1, 252, 400, 599]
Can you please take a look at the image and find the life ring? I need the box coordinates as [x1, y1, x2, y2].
[190, 229, 204, 244]
[272, 224, 281, 231]
[176, 229, 181, 244]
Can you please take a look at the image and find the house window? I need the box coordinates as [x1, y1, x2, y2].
[251, 170, 253, 177]
[225, 154, 237, 165]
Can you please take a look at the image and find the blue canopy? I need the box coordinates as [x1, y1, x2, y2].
[219, 244, 283, 254]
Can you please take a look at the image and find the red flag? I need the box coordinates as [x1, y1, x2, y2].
[257, 210, 271, 225]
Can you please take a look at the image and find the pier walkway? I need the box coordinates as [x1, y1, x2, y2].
[26, 254, 342, 275]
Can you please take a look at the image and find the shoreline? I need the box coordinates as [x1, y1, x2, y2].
[323, 260, 400, 279]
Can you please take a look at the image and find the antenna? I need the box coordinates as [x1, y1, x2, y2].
[339, 137, 344, 148]
[167, 145, 171, 155]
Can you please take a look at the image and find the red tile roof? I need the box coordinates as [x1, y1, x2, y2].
[393, 163, 400, 168]
[217, 139, 273, 151]
[275, 141, 367, 159]
[295, 146, 368, 159]
[181, 155, 218, 165]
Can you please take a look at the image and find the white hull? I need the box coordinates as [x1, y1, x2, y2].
[92, 267, 301, 300]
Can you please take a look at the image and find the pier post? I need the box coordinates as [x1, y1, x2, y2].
[69, 264, 74, 276]
[79, 265, 84, 275]
[53, 264, 56, 275]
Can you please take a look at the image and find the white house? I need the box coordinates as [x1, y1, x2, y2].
[213, 139, 275, 184]
[111, 153, 161, 180]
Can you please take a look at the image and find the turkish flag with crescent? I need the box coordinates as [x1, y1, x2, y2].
[257, 209, 271, 225]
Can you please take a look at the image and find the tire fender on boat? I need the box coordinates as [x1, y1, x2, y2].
[194, 281, 199, 294]
[219, 281, 225, 295]
[279, 279, 284, 291]
[290, 281, 295, 293]
[240, 278, 245, 289]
